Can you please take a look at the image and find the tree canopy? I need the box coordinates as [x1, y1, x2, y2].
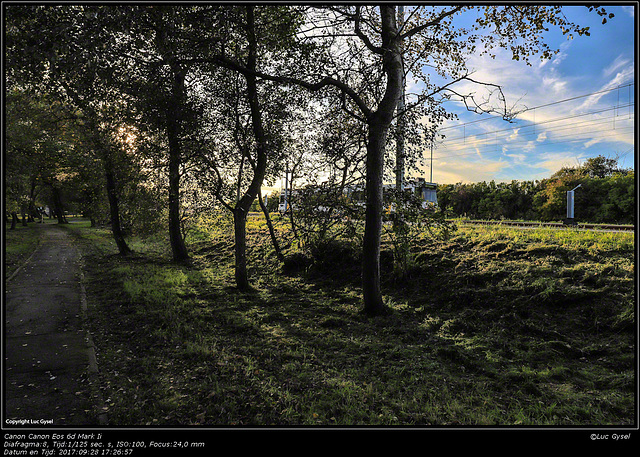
[5, 4, 618, 315]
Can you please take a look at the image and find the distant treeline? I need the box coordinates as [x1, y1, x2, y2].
[437, 156, 635, 224]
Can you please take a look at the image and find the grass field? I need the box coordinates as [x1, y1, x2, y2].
[12, 215, 635, 426]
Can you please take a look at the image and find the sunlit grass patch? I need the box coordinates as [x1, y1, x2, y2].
[66, 214, 635, 426]
[458, 224, 634, 251]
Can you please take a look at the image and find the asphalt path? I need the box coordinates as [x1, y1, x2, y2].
[4, 224, 105, 427]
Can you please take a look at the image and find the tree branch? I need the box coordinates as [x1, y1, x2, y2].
[353, 6, 384, 54]
[184, 54, 374, 120]
[199, 152, 234, 212]
[399, 6, 465, 41]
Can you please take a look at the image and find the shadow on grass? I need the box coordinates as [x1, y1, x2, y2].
[74, 224, 635, 426]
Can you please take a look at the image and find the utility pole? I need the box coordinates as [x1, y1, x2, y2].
[282, 164, 289, 212]
[429, 139, 433, 183]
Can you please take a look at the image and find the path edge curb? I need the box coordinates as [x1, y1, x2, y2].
[79, 262, 109, 426]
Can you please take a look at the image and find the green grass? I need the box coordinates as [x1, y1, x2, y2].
[4, 220, 47, 277]
[55, 215, 634, 426]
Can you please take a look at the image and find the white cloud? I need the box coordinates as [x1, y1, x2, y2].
[412, 12, 634, 183]
[539, 40, 571, 69]
[542, 76, 569, 95]
[574, 63, 634, 112]
[455, 46, 573, 118]
[551, 49, 568, 66]
[503, 152, 526, 164]
[430, 158, 508, 183]
[583, 137, 606, 148]
[506, 128, 520, 142]
[535, 151, 585, 175]
[603, 54, 631, 77]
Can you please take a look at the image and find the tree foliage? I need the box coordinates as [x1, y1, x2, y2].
[438, 156, 634, 224]
[4, 4, 617, 315]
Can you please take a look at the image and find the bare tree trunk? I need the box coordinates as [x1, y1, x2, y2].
[166, 67, 190, 264]
[395, 6, 406, 195]
[51, 185, 68, 224]
[229, 5, 270, 290]
[167, 123, 189, 263]
[103, 159, 132, 256]
[233, 208, 250, 290]
[10, 212, 19, 230]
[258, 191, 284, 261]
[361, 6, 404, 316]
[362, 123, 387, 316]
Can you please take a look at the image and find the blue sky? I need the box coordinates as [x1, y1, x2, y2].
[412, 5, 636, 184]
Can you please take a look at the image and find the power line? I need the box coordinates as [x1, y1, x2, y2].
[438, 81, 635, 133]
[426, 84, 636, 182]
[520, 82, 634, 112]
[432, 126, 634, 161]
[437, 125, 634, 158]
[441, 102, 634, 145]
[446, 143, 637, 181]
[439, 106, 634, 151]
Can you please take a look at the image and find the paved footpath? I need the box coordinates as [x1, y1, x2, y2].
[4, 224, 105, 426]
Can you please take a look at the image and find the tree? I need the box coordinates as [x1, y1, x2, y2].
[108, 5, 201, 263]
[581, 155, 629, 179]
[191, 5, 611, 315]
[250, 6, 464, 315]
[5, 5, 135, 255]
[534, 155, 633, 223]
[6, 5, 612, 313]
[191, 5, 309, 289]
[5, 86, 93, 227]
[151, 9, 192, 262]
[5, 88, 48, 227]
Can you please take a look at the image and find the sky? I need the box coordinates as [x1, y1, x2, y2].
[410, 4, 636, 185]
